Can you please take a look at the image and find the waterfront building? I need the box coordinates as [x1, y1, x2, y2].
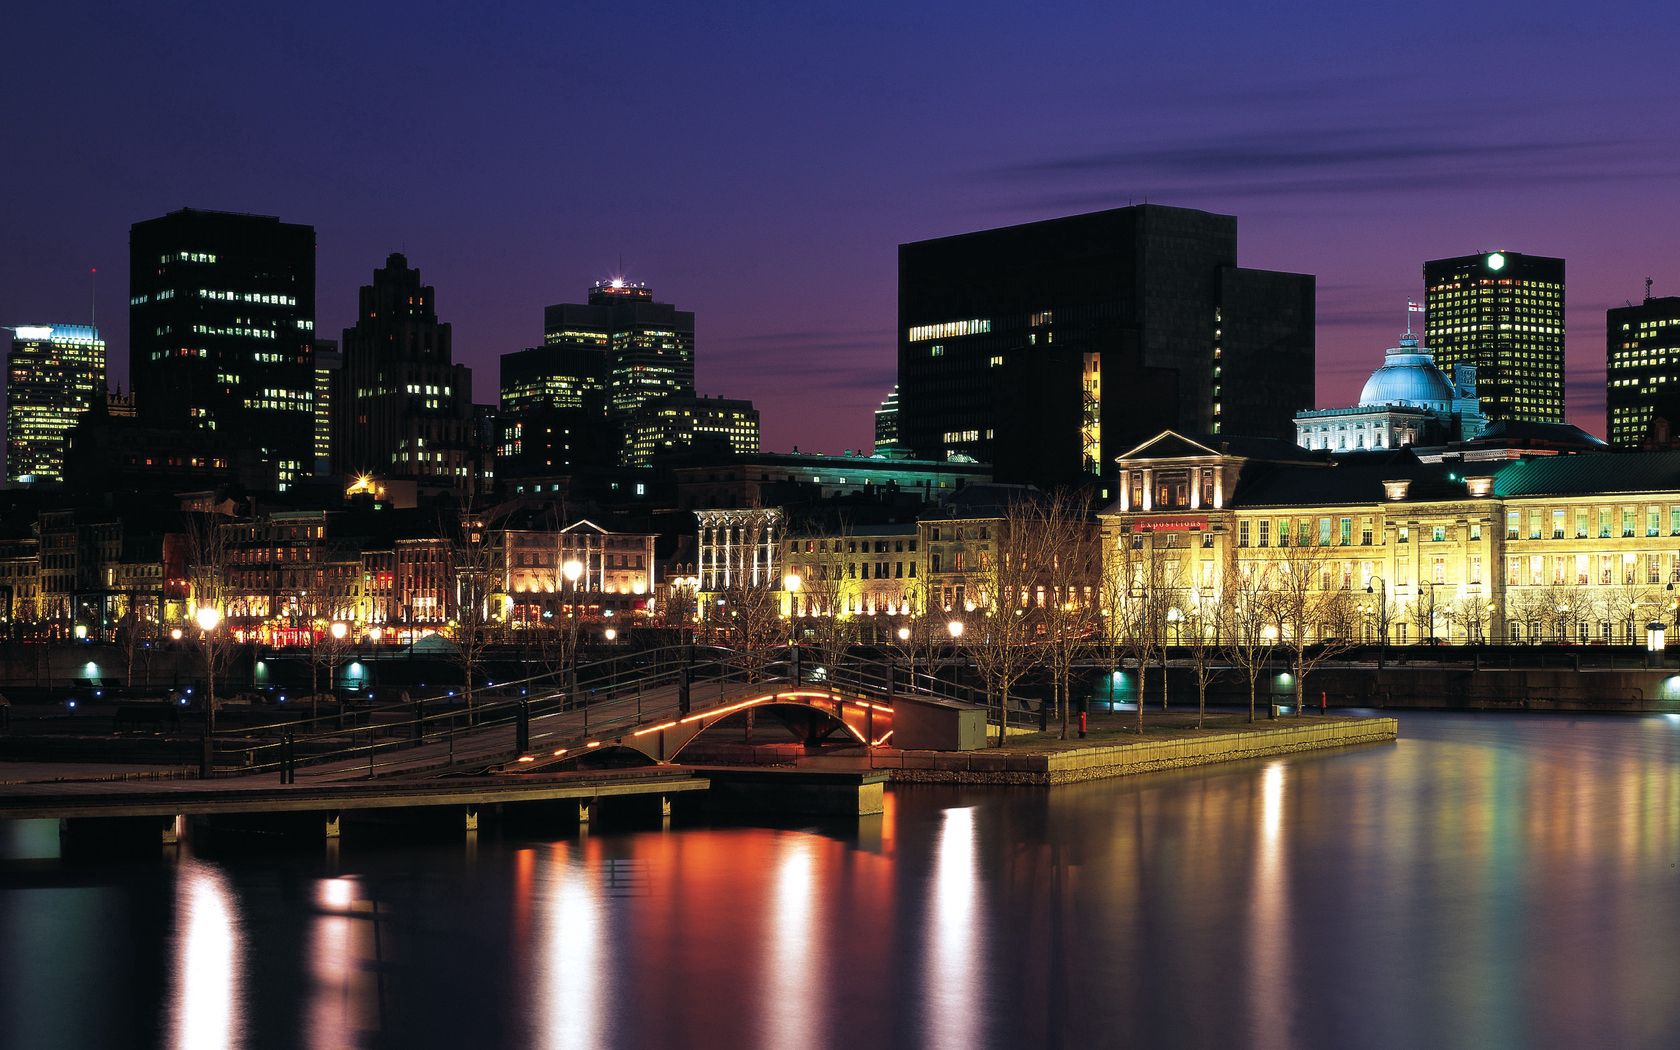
[1424, 251, 1565, 424]
[334, 254, 477, 496]
[897, 204, 1314, 491]
[500, 515, 658, 624]
[783, 521, 921, 622]
[1295, 326, 1485, 453]
[875, 386, 901, 452]
[1607, 293, 1680, 449]
[5, 324, 106, 483]
[130, 208, 316, 490]
[544, 279, 694, 417]
[623, 395, 759, 466]
[1102, 430, 1680, 646]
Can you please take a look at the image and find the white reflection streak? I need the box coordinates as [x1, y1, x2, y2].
[542, 851, 604, 1050]
[926, 807, 979, 1050]
[764, 835, 818, 1050]
[169, 860, 243, 1050]
[1248, 763, 1294, 1046]
[309, 878, 359, 1050]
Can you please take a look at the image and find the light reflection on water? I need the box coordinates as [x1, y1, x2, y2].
[2, 712, 1680, 1048]
[168, 860, 243, 1050]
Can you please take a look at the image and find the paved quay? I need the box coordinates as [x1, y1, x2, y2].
[805, 711, 1399, 785]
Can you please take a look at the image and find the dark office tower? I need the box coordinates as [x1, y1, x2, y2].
[5, 324, 106, 483]
[544, 279, 694, 416]
[130, 208, 316, 490]
[312, 339, 340, 477]
[334, 254, 475, 492]
[1424, 251, 1565, 424]
[497, 343, 615, 477]
[896, 204, 1314, 490]
[1606, 291, 1680, 448]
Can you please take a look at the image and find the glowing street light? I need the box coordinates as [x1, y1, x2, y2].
[947, 620, 964, 640]
[897, 626, 911, 642]
[329, 620, 348, 641]
[562, 560, 583, 584]
[194, 606, 222, 633]
[783, 573, 802, 593]
[170, 627, 184, 641]
[604, 627, 618, 642]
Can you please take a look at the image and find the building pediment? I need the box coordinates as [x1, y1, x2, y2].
[1116, 431, 1221, 462]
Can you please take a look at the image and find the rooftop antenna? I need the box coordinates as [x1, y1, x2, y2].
[90, 267, 97, 328]
[1646, 276, 1655, 303]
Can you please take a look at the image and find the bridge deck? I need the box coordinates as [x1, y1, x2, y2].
[0, 768, 708, 822]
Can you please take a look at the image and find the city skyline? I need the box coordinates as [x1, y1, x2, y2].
[4, 3, 1680, 455]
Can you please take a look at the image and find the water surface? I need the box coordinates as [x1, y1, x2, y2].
[2, 711, 1678, 1049]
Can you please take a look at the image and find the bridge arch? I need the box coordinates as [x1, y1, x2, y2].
[597, 688, 888, 765]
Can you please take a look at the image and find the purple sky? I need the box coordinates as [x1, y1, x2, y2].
[4, 1, 1679, 453]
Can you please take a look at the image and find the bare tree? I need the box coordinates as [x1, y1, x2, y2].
[1034, 490, 1099, 738]
[1442, 594, 1495, 644]
[451, 512, 501, 722]
[716, 581, 785, 683]
[183, 512, 236, 776]
[1103, 528, 1182, 733]
[1271, 541, 1359, 715]
[967, 498, 1044, 746]
[114, 593, 160, 691]
[789, 520, 858, 696]
[1599, 581, 1660, 645]
[1220, 552, 1278, 723]
[1181, 596, 1223, 729]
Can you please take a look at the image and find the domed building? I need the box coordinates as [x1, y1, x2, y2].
[1295, 329, 1486, 453]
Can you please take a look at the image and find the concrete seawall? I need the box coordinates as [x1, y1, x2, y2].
[876, 717, 1398, 785]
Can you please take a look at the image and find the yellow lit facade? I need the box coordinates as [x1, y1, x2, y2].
[1103, 432, 1680, 645]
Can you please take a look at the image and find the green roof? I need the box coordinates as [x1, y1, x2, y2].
[1492, 451, 1680, 498]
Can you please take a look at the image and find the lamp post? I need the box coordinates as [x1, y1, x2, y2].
[1364, 576, 1387, 668]
[1419, 580, 1438, 645]
[783, 573, 802, 682]
[946, 619, 964, 698]
[195, 605, 222, 779]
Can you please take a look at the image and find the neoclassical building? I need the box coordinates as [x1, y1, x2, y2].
[1103, 431, 1680, 645]
[1295, 330, 1485, 453]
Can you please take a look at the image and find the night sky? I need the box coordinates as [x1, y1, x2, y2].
[4, 1, 1679, 453]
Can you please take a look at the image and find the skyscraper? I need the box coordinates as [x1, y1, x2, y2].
[312, 339, 340, 477]
[497, 343, 614, 478]
[896, 204, 1314, 490]
[129, 208, 316, 490]
[1606, 291, 1680, 448]
[544, 280, 694, 416]
[5, 324, 106, 483]
[1423, 251, 1565, 424]
[623, 395, 759, 466]
[875, 385, 901, 452]
[334, 253, 475, 492]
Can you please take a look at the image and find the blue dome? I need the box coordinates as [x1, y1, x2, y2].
[1358, 335, 1456, 409]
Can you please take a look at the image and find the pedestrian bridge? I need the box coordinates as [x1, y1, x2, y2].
[201, 646, 985, 783]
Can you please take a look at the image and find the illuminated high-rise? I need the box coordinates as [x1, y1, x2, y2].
[1606, 292, 1680, 448]
[5, 324, 106, 483]
[544, 280, 694, 416]
[312, 339, 340, 477]
[1423, 251, 1565, 424]
[129, 208, 316, 490]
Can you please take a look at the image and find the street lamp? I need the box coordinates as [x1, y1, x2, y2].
[194, 605, 223, 779]
[782, 573, 802, 679]
[562, 558, 584, 621]
[1166, 606, 1183, 646]
[604, 627, 617, 642]
[1365, 576, 1387, 667]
